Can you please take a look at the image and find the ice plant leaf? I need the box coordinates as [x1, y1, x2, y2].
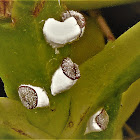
[112, 129, 123, 140]
[0, 98, 54, 139]
[0, 0, 140, 139]
[60, 22, 140, 138]
[0, 1, 105, 138]
[62, 0, 139, 10]
[25, 92, 71, 137]
[70, 16, 105, 64]
[0, 0, 105, 100]
[0, 1, 73, 137]
[113, 78, 140, 137]
[0, 0, 69, 100]
[0, 125, 28, 139]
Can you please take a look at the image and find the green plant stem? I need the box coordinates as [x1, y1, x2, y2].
[89, 10, 116, 41]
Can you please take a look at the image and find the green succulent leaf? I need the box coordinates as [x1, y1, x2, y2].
[113, 128, 123, 140]
[0, 0, 104, 100]
[0, 98, 54, 139]
[113, 78, 140, 137]
[0, 0, 139, 139]
[60, 21, 140, 138]
[70, 15, 105, 65]
[62, 0, 139, 10]
[0, 0, 104, 138]
[26, 92, 71, 138]
[0, 0, 68, 100]
[0, 125, 28, 139]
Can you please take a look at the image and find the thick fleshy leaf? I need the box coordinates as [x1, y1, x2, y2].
[0, 1, 139, 139]
[60, 22, 140, 138]
[113, 78, 140, 137]
[0, 1, 105, 138]
[0, 125, 28, 139]
[62, 0, 139, 10]
[0, 0, 68, 100]
[26, 92, 71, 138]
[0, 98, 54, 139]
[70, 15, 105, 65]
[0, 0, 105, 100]
[112, 128, 123, 140]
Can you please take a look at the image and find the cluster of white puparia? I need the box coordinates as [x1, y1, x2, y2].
[18, 10, 109, 133]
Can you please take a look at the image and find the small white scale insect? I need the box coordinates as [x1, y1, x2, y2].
[85, 108, 109, 134]
[62, 10, 85, 37]
[51, 57, 80, 96]
[18, 85, 49, 109]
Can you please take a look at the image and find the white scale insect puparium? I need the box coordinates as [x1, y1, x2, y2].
[18, 85, 49, 109]
[43, 10, 85, 49]
[85, 108, 109, 134]
[51, 57, 80, 96]
[62, 10, 85, 37]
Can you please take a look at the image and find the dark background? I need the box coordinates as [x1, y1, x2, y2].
[0, 1, 140, 138]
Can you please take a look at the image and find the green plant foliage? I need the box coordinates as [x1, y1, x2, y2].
[0, 98, 54, 139]
[0, 1, 68, 100]
[60, 21, 140, 138]
[62, 0, 139, 10]
[113, 78, 140, 137]
[70, 16, 105, 65]
[0, 0, 139, 139]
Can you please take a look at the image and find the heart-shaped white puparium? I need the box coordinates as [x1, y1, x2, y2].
[18, 85, 49, 109]
[51, 57, 80, 96]
[85, 108, 109, 134]
[43, 17, 81, 48]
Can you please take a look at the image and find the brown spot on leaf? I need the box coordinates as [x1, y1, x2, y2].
[11, 127, 31, 138]
[33, 0, 45, 17]
[50, 108, 56, 112]
[0, 0, 13, 18]
[68, 121, 74, 128]
[78, 107, 90, 126]
[3, 121, 31, 138]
